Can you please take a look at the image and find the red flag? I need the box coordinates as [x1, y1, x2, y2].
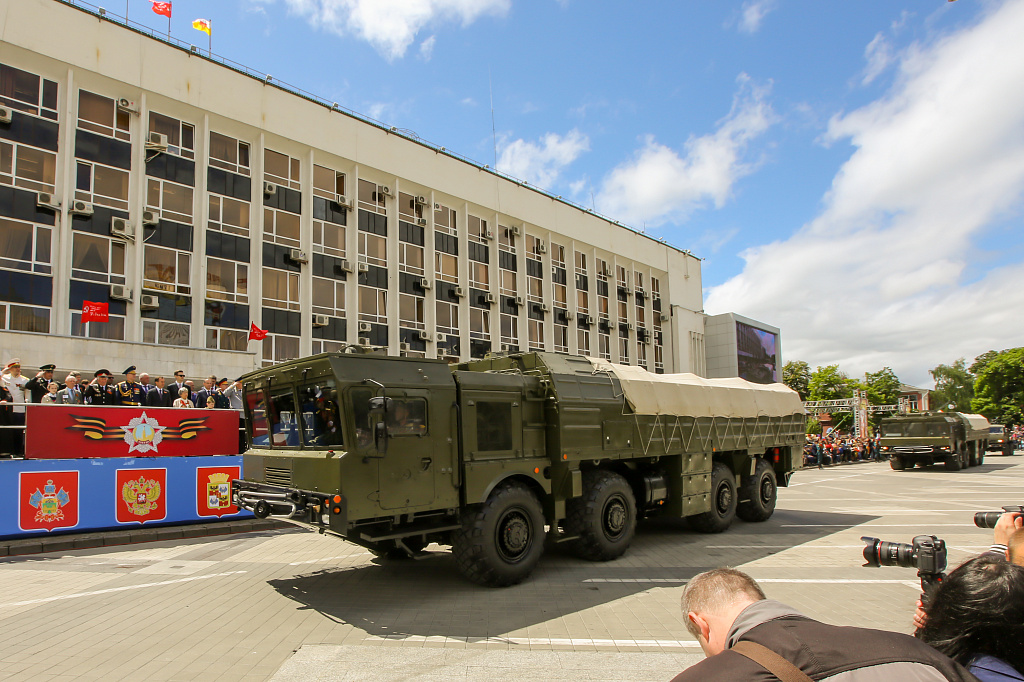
[82, 301, 109, 324]
[248, 322, 269, 341]
[151, 1, 172, 18]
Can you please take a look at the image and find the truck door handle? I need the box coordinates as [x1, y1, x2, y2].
[420, 457, 432, 471]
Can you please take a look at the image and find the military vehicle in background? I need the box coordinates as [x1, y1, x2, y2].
[879, 412, 991, 471]
[986, 425, 1014, 457]
[231, 349, 805, 586]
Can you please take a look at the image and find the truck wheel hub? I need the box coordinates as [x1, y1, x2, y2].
[603, 496, 627, 539]
[716, 485, 733, 515]
[498, 509, 531, 561]
[759, 476, 774, 505]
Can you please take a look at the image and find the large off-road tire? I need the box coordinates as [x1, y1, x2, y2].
[977, 450, 984, 466]
[736, 459, 777, 522]
[945, 450, 962, 472]
[566, 470, 637, 561]
[968, 445, 977, 468]
[689, 462, 737, 533]
[452, 482, 545, 587]
[890, 456, 905, 471]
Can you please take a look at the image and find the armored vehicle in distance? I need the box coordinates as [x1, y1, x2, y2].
[986, 425, 1014, 457]
[879, 412, 991, 471]
[232, 350, 805, 586]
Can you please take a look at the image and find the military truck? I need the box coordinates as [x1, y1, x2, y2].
[986, 425, 1014, 457]
[879, 412, 991, 471]
[231, 349, 805, 586]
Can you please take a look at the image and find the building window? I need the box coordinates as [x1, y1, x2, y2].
[551, 243, 565, 268]
[312, 339, 347, 354]
[0, 64, 58, 120]
[528, 319, 544, 351]
[651, 276, 661, 300]
[526, 234, 544, 259]
[437, 300, 458, 336]
[143, 246, 190, 295]
[72, 312, 125, 340]
[208, 195, 250, 237]
[636, 302, 646, 328]
[435, 251, 458, 284]
[527, 272, 542, 302]
[576, 289, 589, 315]
[655, 342, 665, 373]
[143, 319, 190, 346]
[314, 164, 345, 200]
[358, 286, 387, 324]
[468, 214, 489, 244]
[313, 219, 345, 259]
[434, 202, 457, 236]
[358, 178, 387, 215]
[358, 231, 387, 268]
[206, 327, 248, 351]
[637, 341, 648, 369]
[499, 225, 516, 253]
[598, 332, 610, 360]
[148, 112, 194, 160]
[553, 281, 566, 307]
[399, 293, 425, 330]
[147, 178, 194, 224]
[0, 219, 51, 274]
[206, 257, 248, 303]
[71, 233, 126, 285]
[470, 308, 490, 340]
[0, 140, 56, 194]
[76, 160, 129, 211]
[469, 260, 489, 289]
[263, 268, 299, 311]
[262, 334, 300, 366]
[209, 132, 250, 175]
[577, 328, 590, 356]
[554, 323, 568, 353]
[264, 207, 301, 249]
[619, 330, 630, 364]
[312, 277, 345, 317]
[264, 149, 300, 190]
[0, 303, 49, 333]
[617, 265, 628, 290]
[635, 270, 645, 292]
[500, 313, 518, 349]
[399, 242, 424, 276]
[398, 192, 423, 221]
[500, 268, 517, 297]
[77, 90, 130, 142]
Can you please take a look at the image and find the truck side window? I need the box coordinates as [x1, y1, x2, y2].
[268, 388, 300, 447]
[387, 399, 427, 436]
[298, 380, 343, 448]
[247, 389, 269, 446]
[477, 401, 513, 451]
[351, 388, 373, 449]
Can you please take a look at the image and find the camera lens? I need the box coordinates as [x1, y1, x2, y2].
[862, 536, 917, 568]
[975, 512, 1005, 529]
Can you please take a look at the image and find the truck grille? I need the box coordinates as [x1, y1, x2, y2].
[264, 466, 292, 486]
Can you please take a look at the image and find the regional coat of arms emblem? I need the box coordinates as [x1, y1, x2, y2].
[29, 479, 70, 523]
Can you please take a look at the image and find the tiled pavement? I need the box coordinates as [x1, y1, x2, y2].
[1, 455, 1021, 680]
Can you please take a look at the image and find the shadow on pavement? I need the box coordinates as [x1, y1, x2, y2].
[267, 508, 877, 642]
[891, 462, 1018, 474]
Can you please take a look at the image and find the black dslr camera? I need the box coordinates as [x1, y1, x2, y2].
[861, 534, 947, 594]
[974, 505, 1024, 528]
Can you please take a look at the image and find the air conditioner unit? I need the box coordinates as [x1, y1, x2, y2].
[334, 194, 349, 208]
[417, 330, 431, 342]
[453, 286, 465, 298]
[622, 287, 633, 296]
[501, 344, 513, 352]
[358, 321, 372, 333]
[116, 98, 138, 114]
[627, 322, 635, 331]
[288, 248, 308, 264]
[416, 218, 427, 227]
[483, 228, 494, 240]
[70, 200, 94, 216]
[484, 293, 497, 304]
[435, 332, 446, 343]
[563, 310, 574, 321]
[601, 264, 612, 276]
[636, 287, 646, 298]
[381, 185, 392, 196]
[340, 259, 355, 273]
[419, 278, 432, 290]
[539, 303, 549, 313]
[358, 337, 371, 346]
[514, 295, 525, 307]
[142, 209, 159, 226]
[414, 195, 427, 205]
[36, 192, 60, 211]
[356, 262, 369, 273]
[660, 313, 669, 322]
[313, 314, 329, 328]
[537, 241, 548, 254]
[146, 132, 168, 151]
[580, 314, 593, 326]
[263, 181, 277, 196]
[0, 106, 12, 125]
[399, 342, 410, 353]
[110, 217, 134, 240]
[511, 225, 522, 236]
[139, 294, 159, 310]
[434, 202, 441, 211]
[110, 285, 133, 302]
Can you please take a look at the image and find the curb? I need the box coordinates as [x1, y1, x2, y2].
[0, 518, 294, 558]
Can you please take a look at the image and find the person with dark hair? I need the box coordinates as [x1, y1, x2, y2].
[918, 555, 1024, 681]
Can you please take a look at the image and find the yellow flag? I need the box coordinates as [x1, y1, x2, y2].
[192, 18, 211, 35]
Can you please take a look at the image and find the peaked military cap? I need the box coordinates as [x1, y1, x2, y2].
[123, 365, 137, 375]
[39, 364, 56, 371]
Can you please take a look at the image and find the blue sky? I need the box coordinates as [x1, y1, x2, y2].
[124, 0, 1024, 387]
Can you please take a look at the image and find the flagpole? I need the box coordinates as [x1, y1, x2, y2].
[209, 21, 212, 56]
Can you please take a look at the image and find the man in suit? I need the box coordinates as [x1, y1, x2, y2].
[169, 370, 187, 398]
[56, 374, 83, 404]
[146, 376, 170, 407]
[195, 375, 217, 409]
[138, 372, 152, 397]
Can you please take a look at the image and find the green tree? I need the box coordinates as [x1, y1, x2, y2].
[864, 367, 901, 406]
[969, 350, 998, 376]
[808, 365, 855, 401]
[971, 347, 1024, 426]
[783, 360, 811, 400]
[929, 358, 975, 412]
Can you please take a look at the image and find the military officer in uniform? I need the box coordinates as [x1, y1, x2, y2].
[83, 369, 117, 405]
[24, 364, 56, 403]
[115, 366, 144, 406]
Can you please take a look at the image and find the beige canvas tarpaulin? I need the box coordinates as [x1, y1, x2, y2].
[587, 358, 805, 419]
[961, 413, 991, 439]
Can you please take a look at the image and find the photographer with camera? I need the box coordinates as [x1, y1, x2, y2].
[979, 509, 1024, 564]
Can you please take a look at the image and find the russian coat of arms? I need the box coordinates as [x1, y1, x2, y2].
[122, 475, 162, 516]
[28, 479, 71, 523]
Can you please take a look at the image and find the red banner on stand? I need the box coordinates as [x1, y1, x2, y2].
[24, 405, 240, 459]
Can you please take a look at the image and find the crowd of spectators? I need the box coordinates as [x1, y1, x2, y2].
[0, 356, 244, 458]
[1011, 425, 1023, 451]
[803, 433, 881, 467]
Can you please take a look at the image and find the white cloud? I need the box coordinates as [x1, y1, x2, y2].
[737, 0, 778, 34]
[496, 129, 590, 188]
[419, 35, 436, 60]
[256, 0, 510, 61]
[861, 32, 894, 85]
[705, 0, 1024, 386]
[596, 75, 774, 227]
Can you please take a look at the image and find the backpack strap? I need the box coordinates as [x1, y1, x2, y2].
[731, 641, 814, 682]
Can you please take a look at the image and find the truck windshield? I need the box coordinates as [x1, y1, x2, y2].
[298, 380, 342, 447]
[882, 422, 948, 438]
[990, 426, 1004, 435]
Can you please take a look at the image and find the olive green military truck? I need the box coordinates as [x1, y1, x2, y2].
[879, 411, 991, 471]
[232, 350, 806, 586]
[986, 425, 1014, 457]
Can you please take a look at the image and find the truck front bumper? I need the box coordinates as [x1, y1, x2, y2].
[231, 479, 347, 532]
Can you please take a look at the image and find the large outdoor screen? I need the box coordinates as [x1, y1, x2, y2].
[736, 321, 778, 384]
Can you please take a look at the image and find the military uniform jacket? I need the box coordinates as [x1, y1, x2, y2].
[84, 384, 117, 405]
[115, 381, 144, 406]
[24, 376, 50, 403]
